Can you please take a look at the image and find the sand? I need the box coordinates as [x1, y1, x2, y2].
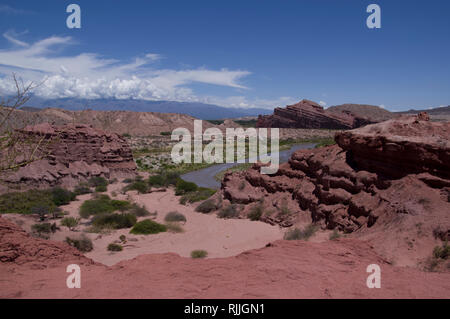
[3, 181, 284, 266]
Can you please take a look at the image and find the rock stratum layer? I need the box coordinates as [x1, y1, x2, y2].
[1, 123, 136, 189]
[222, 115, 450, 267]
[0, 216, 449, 298]
[256, 99, 377, 129]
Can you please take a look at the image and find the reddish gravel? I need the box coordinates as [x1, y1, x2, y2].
[0, 217, 449, 299]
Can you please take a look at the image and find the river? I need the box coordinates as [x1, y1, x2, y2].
[180, 143, 316, 189]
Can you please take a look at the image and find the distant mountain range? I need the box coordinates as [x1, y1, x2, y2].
[22, 97, 272, 120]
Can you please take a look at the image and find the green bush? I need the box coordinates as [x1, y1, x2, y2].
[66, 236, 93, 252]
[95, 185, 107, 192]
[248, 204, 264, 221]
[217, 205, 239, 219]
[51, 187, 76, 206]
[195, 199, 217, 213]
[329, 229, 341, 241]
[119, 235, 126, 242]
[130, 219, 167, 235]
[74, 183, 92, 195]
[88, 176, 108, 188]
[148, 174, 165, 187]
[107, 243, 123, 252]
[0, 188, 77, 215]
[164, 211, 186, 223]
[175, 179, 198, 195]
[160, 131, 171, 136]
[31, 222, 57, 234]
[79, 195, 114, 218]
[433, 242, 449, 260]
[61, 217, 79, 230]
[79, 195, 130, 218]
[123, 180, 149, 194]
[179, 187, 216, 204]
[191, 250, 208, 259]
[165, 222, 184, 233]
[92, 213, 137, 229]
[31, 205, 52, 221]
[129, 204, 150, 217]
[284, 224, 318, 241]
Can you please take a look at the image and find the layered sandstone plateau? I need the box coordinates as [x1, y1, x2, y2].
[222, 114, 450, 267]
[256, 99, 378, 129]
[0, 123, 136, 190]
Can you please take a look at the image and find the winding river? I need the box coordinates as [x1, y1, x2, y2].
[181, 143, 316, 189]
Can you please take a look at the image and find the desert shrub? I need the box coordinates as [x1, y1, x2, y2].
[160, 131, 171, 136]
[128, 204, 150, 217]
[79, 195, 114, 218]
[51, 187, 76, 206]
[175, 179, 198, 195]
[148, 174, 165, 187]
[88, 176, 108, 188]
[433, 242, 449, 260]
[195, 199, 217, 214]
[165, 222, 184, 233]
[122, 178, 134, 184]
[179, 187, 216, 204]
[248, 204, 264, 221]
[95, 185, 107, 192]
[122, 133, 131, 138]
[164, 211, 186, 223]
[92, 213, 137, 229]
[314, 137, 336, 148]
[79, 195, 130, 218]
[217, 205, 239, 219]
[329, 229, 341, 241]
[284, 224, 318, 241]
[66, 235, 93, 252]
[31, 205, 52, 221]
[191, 250, 208, 259]
[107, 243, 123, 252]
[110, 200, 132, 212]
[74, 183, 92, 195]
[119, 235, 126, 242]
[0, 188, 77, 215]
[123, 180, 149, 194]
[61, 217, 79, 230]
[130, 219, 167, 235]
[32, 222, 57, 234]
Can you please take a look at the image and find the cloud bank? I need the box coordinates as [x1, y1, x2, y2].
[0, 33, 294, 109]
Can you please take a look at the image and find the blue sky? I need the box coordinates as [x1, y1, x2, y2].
[0, 0, 449, 111]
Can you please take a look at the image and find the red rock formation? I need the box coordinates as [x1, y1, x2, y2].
[1, 216, 449, 298]
[221, 114, 450, 266]
[256, 99, 374, 129]
[1, 123, 136, 189]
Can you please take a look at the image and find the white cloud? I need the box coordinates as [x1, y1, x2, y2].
[319, 101, 327, 107]
[0, 34, 253, 104]
[379, 104, 386, 109]
[3, 30, 29, 47]
[0, 5, 28, 15]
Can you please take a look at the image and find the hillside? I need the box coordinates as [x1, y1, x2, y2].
[1, 107, 218, 136]
[21, 97, 272, 120]
[327, 104, 397, 122]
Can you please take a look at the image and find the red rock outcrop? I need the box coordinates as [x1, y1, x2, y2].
[256, 99, 374, 129]
[1, 123, 136, 189]
[221, 114, 450, 266]
[1, 216, 449, 298]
